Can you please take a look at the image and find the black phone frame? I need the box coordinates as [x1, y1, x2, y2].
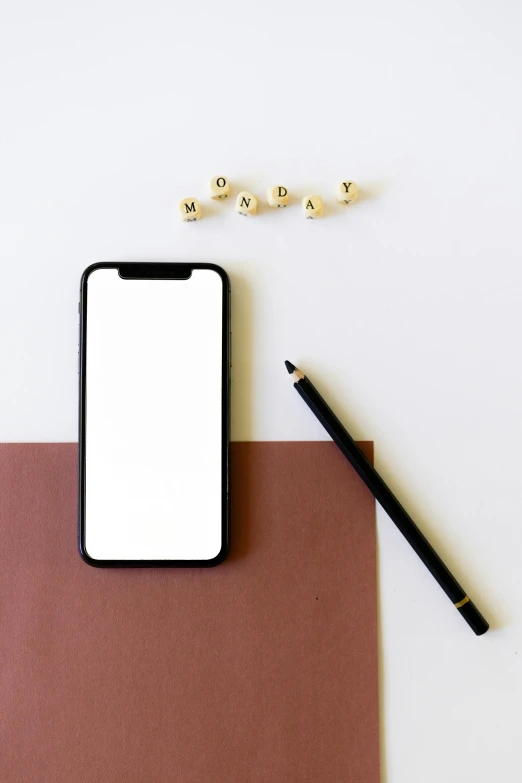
[78, 262, 231, 567]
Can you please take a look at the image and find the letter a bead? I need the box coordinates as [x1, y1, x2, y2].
[336, 181, 358, 204]
[267, 186, 289, 208]
[209, 176, 230, 200]
[302, 195, 323, 219]
[236, 191, 258, 216]
[179, 197, 201, 222]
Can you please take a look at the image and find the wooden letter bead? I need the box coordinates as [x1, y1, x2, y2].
[209, 176, 230, 200]
[337, 181, 358, 204]
[236, 191, 258, 216]
[179, 197, 201, 222]
[267, 186, 289, 208]
[302, 195, 323, 219]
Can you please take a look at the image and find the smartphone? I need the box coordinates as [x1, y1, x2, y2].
[78, 262, 230, 567]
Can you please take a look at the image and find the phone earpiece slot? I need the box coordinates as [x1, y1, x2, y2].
[118, 264, 192, 280]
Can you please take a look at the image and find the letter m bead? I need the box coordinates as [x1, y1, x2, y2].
[179, 198, 202, 221]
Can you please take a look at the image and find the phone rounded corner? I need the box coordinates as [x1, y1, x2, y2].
[206, 263, 230, 290]
[204, 539, 230, 567]
[80, 262, 111, 291]
[78, 539, 103, 568]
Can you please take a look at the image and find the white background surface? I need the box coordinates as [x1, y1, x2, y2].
[1, 1, 521, 780]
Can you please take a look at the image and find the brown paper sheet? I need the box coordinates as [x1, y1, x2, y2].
[0, 442, 379, 782]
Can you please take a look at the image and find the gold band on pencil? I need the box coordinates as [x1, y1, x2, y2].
[454, 596, 470, 609]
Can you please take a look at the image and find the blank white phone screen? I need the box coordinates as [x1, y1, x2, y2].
[84, 268, 224, 561]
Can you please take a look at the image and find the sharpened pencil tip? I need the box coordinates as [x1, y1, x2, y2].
[284, 360, 296, 374]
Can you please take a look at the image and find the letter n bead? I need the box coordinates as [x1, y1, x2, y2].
[302, 195, 323, 219]
[179, 197, 201, 222]
[267, 186, 289, 208]
[209, 176, 230, 200]
[337, 181, 358, 205]
[236, 191, 258, 217]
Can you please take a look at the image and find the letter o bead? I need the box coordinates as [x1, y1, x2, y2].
[236, 191, 258, 216]
[337, 181, 358, 205]
[179, 197, 201, 222]
[267, 186, 289, 208]
[209, 176, 230, 200]
[302, 195, 323, 219]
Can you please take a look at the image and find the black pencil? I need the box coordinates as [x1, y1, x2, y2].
[285, 360, 489, 636]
